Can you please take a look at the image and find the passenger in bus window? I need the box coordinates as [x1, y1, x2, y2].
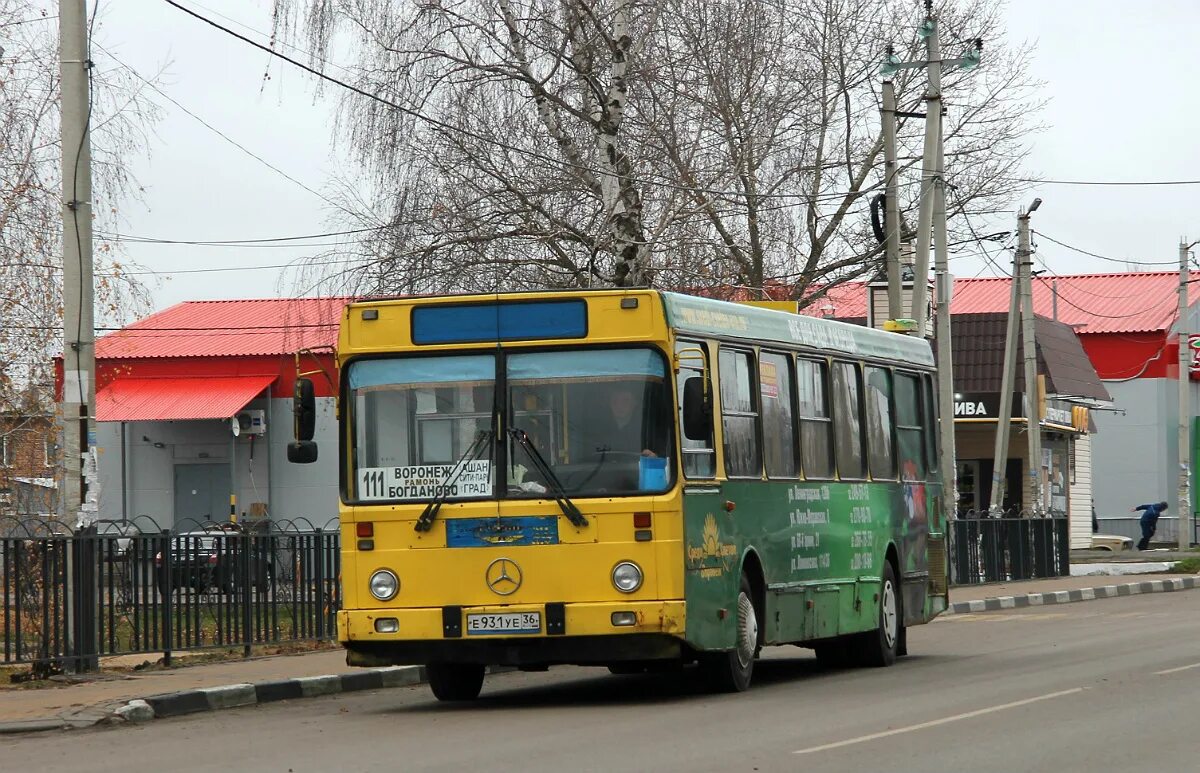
[605, 386, 657, 458]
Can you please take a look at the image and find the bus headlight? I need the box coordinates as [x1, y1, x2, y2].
[611, 561, 643, 593]
[369, 569, 399, 601]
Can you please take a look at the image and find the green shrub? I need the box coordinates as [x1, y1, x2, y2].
[1168, 557, 1200, 574]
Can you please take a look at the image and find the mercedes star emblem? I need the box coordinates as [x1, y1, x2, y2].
[485, 557, 523, 596]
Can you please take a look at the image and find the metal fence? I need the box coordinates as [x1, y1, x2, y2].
[1, 516, 340, 672]
[949, 511, 1070, 585]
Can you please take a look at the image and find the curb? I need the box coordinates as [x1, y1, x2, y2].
[0, 664, 511, 736]
[944, 576, 1200, 615]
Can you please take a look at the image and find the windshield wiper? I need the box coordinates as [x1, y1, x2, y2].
[414, 429, 494, 533]
[508, 427, 588, 528]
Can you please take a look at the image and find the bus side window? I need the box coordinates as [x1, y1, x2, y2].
[760, 351, 797, 478]
[894, 372, 926, 480]
[718, 348, 762, 478]
[676, 341, 716, 478]
[831, 361, 866, 480]
[864, 366, 896, 480]
[796, 358, 833, 479]
[922, 373, 940, 471]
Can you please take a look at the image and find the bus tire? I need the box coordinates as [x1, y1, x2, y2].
[426, 664, 485, 701]
[857, 561, 901, 668]
[699, 575, 758, 692]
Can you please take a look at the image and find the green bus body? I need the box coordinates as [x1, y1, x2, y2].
[662, 292, 947, 652]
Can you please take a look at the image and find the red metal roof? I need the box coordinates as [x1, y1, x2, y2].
[96, 298, 351, 359]
[96, 375, 276, 422]
[796, 272, 1198, 334]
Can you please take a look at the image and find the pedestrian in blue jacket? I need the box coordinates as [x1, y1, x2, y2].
[1131, 501, 1169, 550]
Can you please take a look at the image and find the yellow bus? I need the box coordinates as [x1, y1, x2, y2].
[288, 289, 948, 700]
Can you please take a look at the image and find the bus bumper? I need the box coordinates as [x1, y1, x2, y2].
[340, 601, 686, 667]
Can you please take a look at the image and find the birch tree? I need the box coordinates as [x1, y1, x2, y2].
[273, 0, 1040, 300]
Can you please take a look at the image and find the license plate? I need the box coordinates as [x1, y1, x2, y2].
[466, 612, 541, 635]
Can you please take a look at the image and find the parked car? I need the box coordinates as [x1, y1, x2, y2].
[155, 525, 272, 594]
[1091, 533, 1133, 552]
[95, 520, 142, 561]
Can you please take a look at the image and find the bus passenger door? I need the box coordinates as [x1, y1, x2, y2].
[676, 340, 738, 651]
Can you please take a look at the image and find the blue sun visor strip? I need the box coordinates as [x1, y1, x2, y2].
[411, 300, 587, 345]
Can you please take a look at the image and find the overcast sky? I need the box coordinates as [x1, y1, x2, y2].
[95, 0, 1200, 314]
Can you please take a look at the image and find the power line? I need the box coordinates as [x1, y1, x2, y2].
[159, 0, 889, 206]
[98, 226, 380, 245]
[1014, 177, 1200, 187]
[1034, 231, 1177, 267]
[1, 14, 58, 28]
[94, 41, 351, 214]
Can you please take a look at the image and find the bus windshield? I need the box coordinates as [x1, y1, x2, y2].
[347, 347, 673, 502]
[507, 348, 673, 498]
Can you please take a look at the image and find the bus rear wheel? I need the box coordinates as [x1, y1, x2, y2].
[856, 561, 901, 668]
[426, 664, 485, 701]
[699, 575, 758, 692]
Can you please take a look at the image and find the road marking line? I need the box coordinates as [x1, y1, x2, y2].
[792, 688, 1084, 755]
[1155, 663, 1200, 675]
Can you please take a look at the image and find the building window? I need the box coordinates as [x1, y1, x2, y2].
[1, 435, 11, 467]
[44, 437, 58, 468]
[719, 348, 761, 478]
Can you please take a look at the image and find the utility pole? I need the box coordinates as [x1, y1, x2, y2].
[1018, 201, 1043, 515]
[882, 78, 902, 320]
[988, 256, 1021, 515]
[879, 7, 980, 524]
[907, 7, 941, 338]
[60, 0, 96, 530]
[1178, 239, 1196, 549]
[931, 115, 957, 525]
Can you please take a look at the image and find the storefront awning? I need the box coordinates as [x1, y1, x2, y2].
[96, 375, 276, 422]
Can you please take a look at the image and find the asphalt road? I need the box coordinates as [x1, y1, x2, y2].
[9, 591, 1200, 773]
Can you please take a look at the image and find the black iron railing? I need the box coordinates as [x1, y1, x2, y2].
[949, 510, 1070, 585]
[1, 517, 340, 671]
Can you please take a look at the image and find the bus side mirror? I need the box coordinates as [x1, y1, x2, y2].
[289, 377, 318, 463]
[294, 377, 316, 441]
[288, 440, 318, 464]
[682, 376, 712, 441]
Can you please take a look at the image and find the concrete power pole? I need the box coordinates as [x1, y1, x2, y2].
[1178, 239, 1195, 549]
[882, 79, 902, 320]
[60, 0, 97, 528]
[932, 113, 957, 525]
[988, 257, 1022, 515]
[907, 11, 941, 338]
[1017, 201, 1043, 515]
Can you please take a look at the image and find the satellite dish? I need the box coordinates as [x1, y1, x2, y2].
[230, 416, 241, 437]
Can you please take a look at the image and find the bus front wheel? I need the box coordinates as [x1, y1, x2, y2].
[699, 575, 758, 692]
[856, 561, 901, 667]
[426, 664, 485, 702]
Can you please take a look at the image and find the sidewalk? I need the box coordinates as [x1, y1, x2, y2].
[2, 570, 1197, 733]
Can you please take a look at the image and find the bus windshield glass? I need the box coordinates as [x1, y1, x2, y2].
[507, 348, 673, 497]
[349, 354, 497, 502]
[346, 348, 673, 502]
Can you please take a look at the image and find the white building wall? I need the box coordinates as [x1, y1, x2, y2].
[1091, 378, 1173, 519]
[1069, 433, 1092, 549]
[94, 395, 338, 531]
[267, 396, 339, 529]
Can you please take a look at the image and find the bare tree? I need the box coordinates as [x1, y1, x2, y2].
[272, 0, 1040, 300]
[1, 2, 158, 421]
